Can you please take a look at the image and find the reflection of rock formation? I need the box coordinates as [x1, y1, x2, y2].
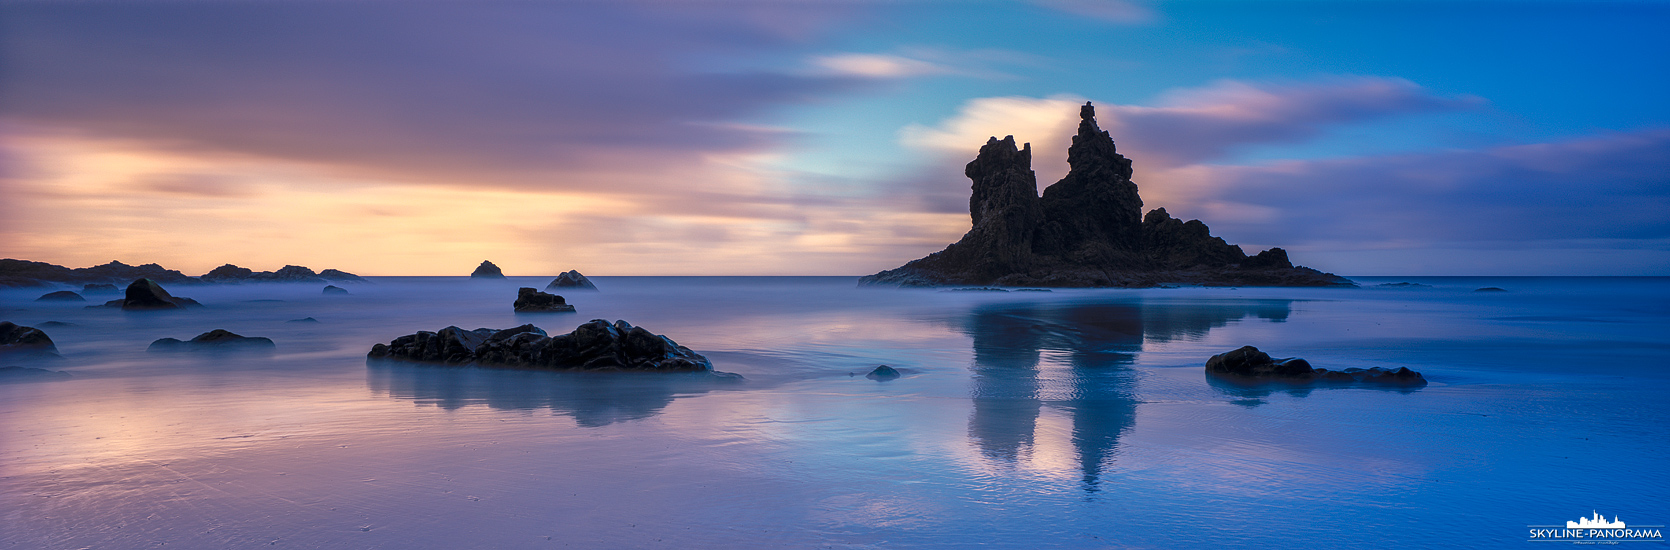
[366, 365, 738, 427]
[959, 298, 1291, 491]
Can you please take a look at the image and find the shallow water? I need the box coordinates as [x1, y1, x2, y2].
[2, 276, 1667, 548]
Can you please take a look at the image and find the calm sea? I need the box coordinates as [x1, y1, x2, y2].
[3, 276, 1667, 548]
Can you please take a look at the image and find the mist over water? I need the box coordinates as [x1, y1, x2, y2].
[2, 276, 1667, 548]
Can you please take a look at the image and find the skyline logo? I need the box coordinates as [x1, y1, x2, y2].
[1529, 511, 1663, 543]
[1570, 511, 1627, 529]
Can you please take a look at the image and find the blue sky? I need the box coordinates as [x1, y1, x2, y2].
[1, 0, 1666, 275]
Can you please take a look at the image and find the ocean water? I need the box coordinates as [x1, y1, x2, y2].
[2, 276, 1666, 548]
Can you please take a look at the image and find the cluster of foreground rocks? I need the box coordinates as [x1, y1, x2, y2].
[369, 320, 714, 373]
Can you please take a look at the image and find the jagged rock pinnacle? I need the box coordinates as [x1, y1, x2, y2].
[858, 102, 1353, 288]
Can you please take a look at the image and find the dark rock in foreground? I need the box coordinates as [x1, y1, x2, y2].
[36, 290, 85, 302]
[1, 321, 62, 360]
[860, 103, 1353, 289]
[368, 319, 714, 373]
[1475, 287, 1507, 292]
[1205, 345, 1425, 386]
[323, 285, 349, 295]
[0, 366, 72, 382]
[82, 283, 120, 294]
[148, 329, 275, 352]
[513, 288, 576, 313]
[866, 365, 901, 380]
[471, 260, 505, 279]
[545, 270, 599, 291]
[105, 278, 203, 310]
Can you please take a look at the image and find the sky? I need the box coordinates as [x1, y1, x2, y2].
[1, 0, 1667, 276]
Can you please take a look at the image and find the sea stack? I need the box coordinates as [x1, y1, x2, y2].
[545, 270, 598, 291]
[471, 260, 506, 279]
[860, 102, 1353, 288]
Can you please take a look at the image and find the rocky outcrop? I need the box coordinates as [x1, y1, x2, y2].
[866, 365, 901, 380]
[859, 103, 1353, 288]
[0, 322, 61, 361]
[148, 329, 275, 352]
[0, 259, 197, 288]
[323, 285, 349, 295]
[513, 288, 576, 313]
[368, 320, 714, 373]
[102, 278, 203, 310]
[36, 291, 85, 302]
[470, 260, 505, 279]
[1204, 345, 1425, 386]
[545, 270, 598, 291]
[200, 264, 365, 284]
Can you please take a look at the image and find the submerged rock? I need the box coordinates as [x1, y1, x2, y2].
[0, 365, 72, 382]
[111, 278, 203, 310]
[1205, 345, 1425, 386]
[470, 260, 505, 279]
[287, 317, 321, 323]
[148, 329, 275, 352]
[866, 365, 901, 380]
[36, 290, 85, 302]
[1377, 282, 1431, 288]
[323, 285, 349, 295]
[860, 103, 1353, 289]
[513, 288, 576, 313]
[0, 321, 61, 360]
[545, 270, 598, 291]
[1475, 287, 1507, 292]
[368, 319, 714, 373]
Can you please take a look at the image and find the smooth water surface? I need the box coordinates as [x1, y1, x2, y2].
[3, 277, 1667, 548]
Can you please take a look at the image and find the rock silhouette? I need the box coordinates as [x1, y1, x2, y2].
[471, 260, 505, 279]
[0, 259, 196, 288]
[513, 288, 576, 313]
[1205, 345, 1425, 386]
[101, 278, 203, 310]
[0, 322, 61, 361]
[368, 320, 714, 373]
[36, 291, 85, 302]
[201, 264, 366, 283]
[323, 285, 349, 295]
[861, 102, 1352, 288]
[545, 270, 598, 291]
[148, 329, 276, 352]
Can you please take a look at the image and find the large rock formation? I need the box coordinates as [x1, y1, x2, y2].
[513, 287, 576, 312]
[471, 260, 505, 279]
[0, 259, 197, 288]
[860, 103, 1352, 288]
[545, 270, 598, 291]
[368, 320, 713, 372]
[0, 321, 62, 361]
[93, 278, 203, 310]
[200, 264, 365, 283]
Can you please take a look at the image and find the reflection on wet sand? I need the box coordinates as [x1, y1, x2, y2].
[1204, 371, 1424, 408]
[367, 363, 741, 427]
[960, 299, 1292, 491]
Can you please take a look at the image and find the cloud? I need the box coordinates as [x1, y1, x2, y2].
[1030, 0, 1156, 23]
[810, 53, 953, 78]
[899, 95, 1086, 183]
[1176, 128, 1670, 250]
[0, 2, 865, 193]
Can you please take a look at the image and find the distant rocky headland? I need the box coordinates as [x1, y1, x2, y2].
[0, 259, 363, 287]
[861, 103, 1352, 288]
